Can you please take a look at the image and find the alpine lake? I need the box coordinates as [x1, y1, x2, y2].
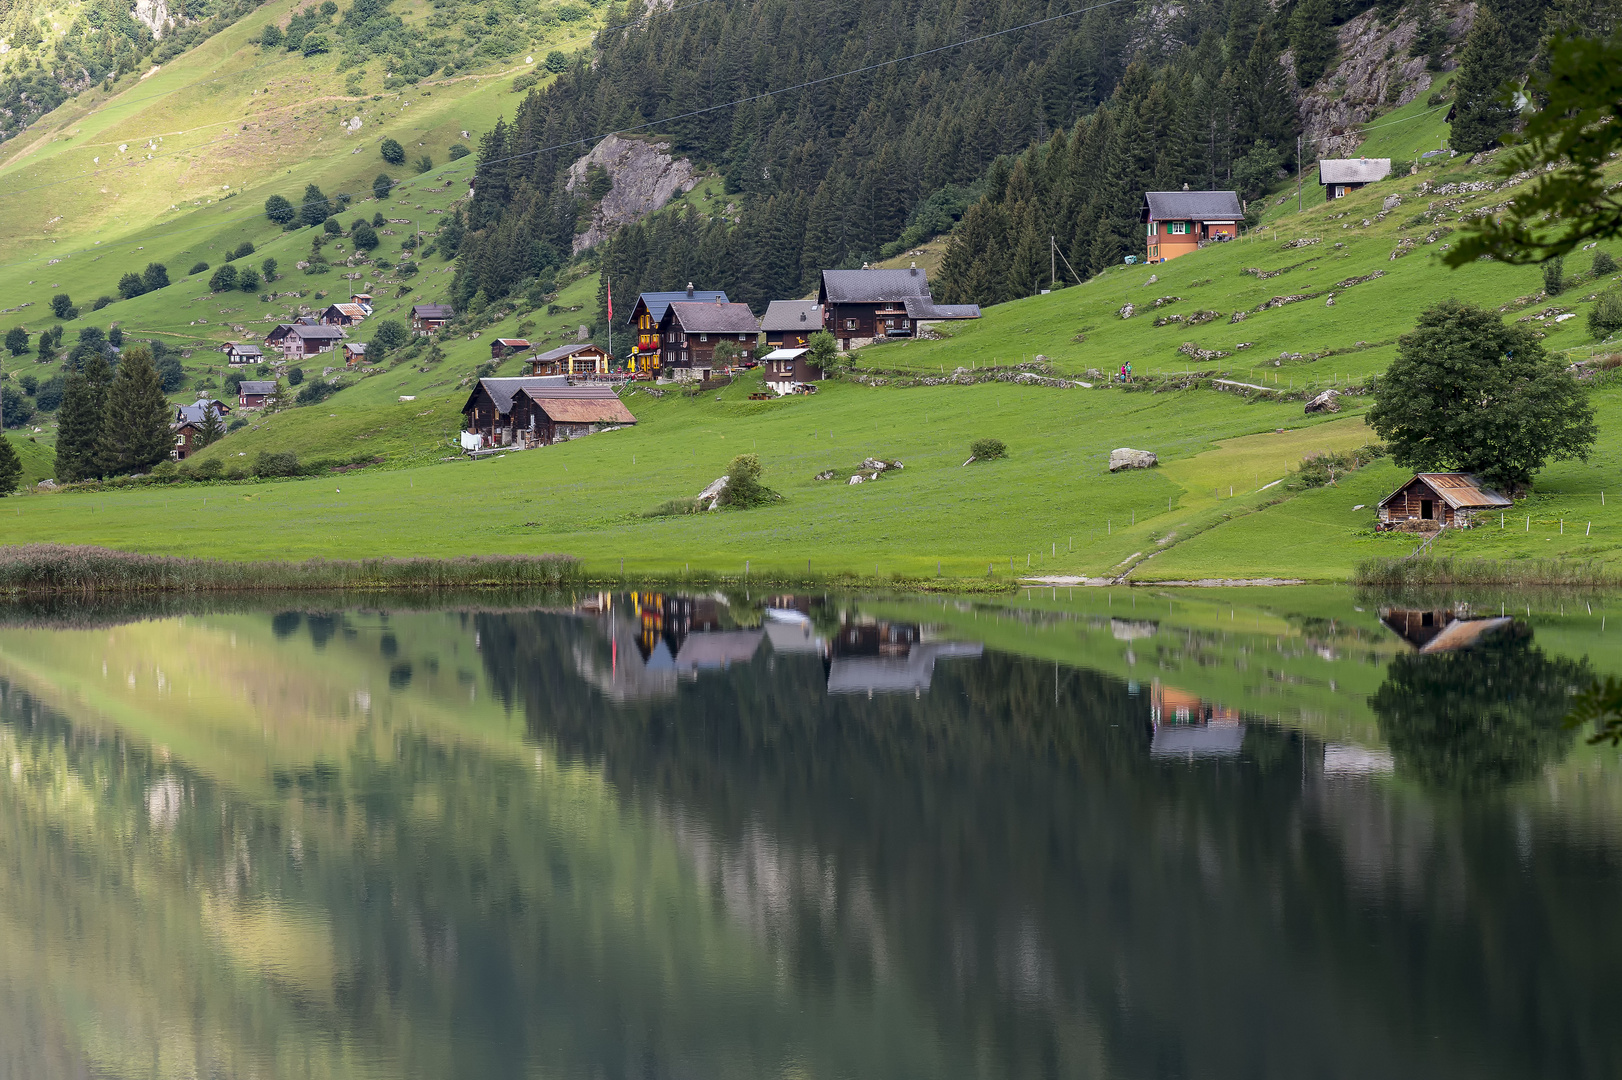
[2, 583, 1621, 1080]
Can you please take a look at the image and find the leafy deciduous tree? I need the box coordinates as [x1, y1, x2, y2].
[380, 138, 405, 165]
[1367, 300, 1595, 491]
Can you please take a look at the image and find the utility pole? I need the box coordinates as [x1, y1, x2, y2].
[1051, 235, 1057, 288]
[1297, 135, 1303, 213]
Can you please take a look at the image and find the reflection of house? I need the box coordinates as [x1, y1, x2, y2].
[826, 619, 982, 694]
[1378, 473, 1511, 528]
[675, 630, 764, 674]
[1148, 681, 1244, 759]
[1379, 607, 1515, 653]
[762, 607, 825, 655]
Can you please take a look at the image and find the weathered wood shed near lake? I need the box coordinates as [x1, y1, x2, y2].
[1377, 473, 1512, 528]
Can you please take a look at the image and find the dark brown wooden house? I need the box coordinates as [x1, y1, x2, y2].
[170, 399, 232, 460]
[274, 324, 344, 360]
[321, 303, 369, 327]
[490, 338, 532, 360]
[657, 300, 760, 379]
[238, 380, 278, 409]
[1319, 158, 1392, 201]
[818, 266, 931, 351]
[760, 301, 823, 349]
[411, 303, 454, 335]
[1377, 473, 1512, 528]
[460, 377, 635, 449]
[530, 343, 610, 377]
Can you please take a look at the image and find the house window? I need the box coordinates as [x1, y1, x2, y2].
[700, 334, 708, 342]
[1147, 222, 1156, 237]
[1169, 221, 1188, 235]
[738, 334, 747, 341]
[845, 319, 858, 331]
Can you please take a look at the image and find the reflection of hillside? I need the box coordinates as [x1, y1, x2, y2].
[480, 611, 1622, 1080]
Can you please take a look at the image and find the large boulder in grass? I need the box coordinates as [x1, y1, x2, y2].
[1305, 388, 1341, 414]
[1109, 448, 1158, 472]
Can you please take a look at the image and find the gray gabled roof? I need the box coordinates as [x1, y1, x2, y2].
[760, 300, 823, 332]
[903, 296, 981, 320]
[291, 324, 344, 340]
[667, 301, 761, 334]
[174, 400, 229, 426]
[1319, 158, 1392, 184]
[412, 303, 455, 320]
[461, 375, 570, 416]
[631, 289, 727, 326]
[819, 268, 931, 305]
[1142, 190, 1244, 222]
[239, 381, 278, 395]
[534, 343, 607, 362]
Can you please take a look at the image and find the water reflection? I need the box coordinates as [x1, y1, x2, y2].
[1370, 613, 1588, 791]
[0, 591, 1617, 1079]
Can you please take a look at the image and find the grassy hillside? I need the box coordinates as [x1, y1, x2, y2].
[4, 19, 1622, 585]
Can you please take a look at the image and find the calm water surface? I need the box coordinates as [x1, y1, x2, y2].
[1, 588, 1620, 1079]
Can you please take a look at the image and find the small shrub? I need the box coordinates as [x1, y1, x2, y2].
[192, 458, 223, 480]
[1287, 444, 1387, 490]
[227, 417, 248, 433]
[644, 497, 703, 517]
[91, 296, 115, 311]
[448, 144, 470, 160]
[380, 138, 405, 165]
[1595, 250, 1619, 277]
[969, 437, 1007, 461]
[718, 454, 777, 508]
[254, 450, 300, 477]
[413, 154, 434, 175]
[544, 50, 568, 72]
[295, 380, 339, 405]
[1590, 290, 1622, 340]
[225, 463, 248, 480]
[287, 367, 305, 386]
[232, 240, 255, 259]
[189, 261, 210, 275]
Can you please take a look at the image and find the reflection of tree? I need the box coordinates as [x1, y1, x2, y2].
[1369, 623, 1587, 791]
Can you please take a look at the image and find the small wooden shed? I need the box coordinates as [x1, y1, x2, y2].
[1377, 473, 1511, 528]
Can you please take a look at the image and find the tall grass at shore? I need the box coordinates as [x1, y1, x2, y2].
[0, 545, 583, 595]
[1352, 556, 1622, 588]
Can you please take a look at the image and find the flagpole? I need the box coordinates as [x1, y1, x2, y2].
[607, 275, 613, 373]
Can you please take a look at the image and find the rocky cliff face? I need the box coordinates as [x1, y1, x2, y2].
[566, 134, 698, 254]
[1297, 2, 1476, 160]
[133, 0, 174, 38]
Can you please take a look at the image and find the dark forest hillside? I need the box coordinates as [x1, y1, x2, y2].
[454, 0, 1593, 317]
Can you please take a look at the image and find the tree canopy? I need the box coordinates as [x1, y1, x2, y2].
[1366, 300, 1595, 491]
[97, 345, 172, 476]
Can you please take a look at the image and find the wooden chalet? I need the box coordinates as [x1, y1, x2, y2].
[1377, 473, 1512, 528]
[264, 324, 296, 349]
[460, 377, 635, 449]
[657, 300, 760, 379]
[625, 285, 727, 375]
[1141, 190, 1243, 263]
[273, 324, 344, 360]
[411, 303, 454, 335]
[321, 303, 369, 327]
[170, 399, 231, 460]
[222, 342, 264, 366]
[490, 338, 532, 360]
[530, 343, 610, 377]
[238, 380, 278, 409]
[343, 342, 367, 365]
[350, 293, 375, 314]
[814, 264, 977, 351]
[762, 347, 823, 393]
[760, 301, 823, 349]
[1319, 158, 1391, 201]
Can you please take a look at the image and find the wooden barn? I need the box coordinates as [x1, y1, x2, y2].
[490, 338, 532, 360]
[530, 343, 610, 377]
[460, 377, 635, 449]
[344, 342, 367, 365]
[1141, 190, 1243, 262]
[321, 303, 369, 327]
[1377, 473, 1512, 528]
[238, 380, 277, 409]
[762, 347, 823, 393]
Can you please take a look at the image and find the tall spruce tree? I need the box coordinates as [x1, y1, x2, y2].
[1288, 0, 1337, 87]
[0, 432, 20, 496]
[1450, 10, 1521, 153]
[53, 352, 112, 482]
[97, 345, 172, 477]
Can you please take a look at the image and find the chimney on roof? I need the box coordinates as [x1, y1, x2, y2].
[910, 262, 918, 275]
[1182, 182, 1189, 191]
[862, 262, 870, 270]
[686, 282, 694, 297]
[799, 311, 806, 321]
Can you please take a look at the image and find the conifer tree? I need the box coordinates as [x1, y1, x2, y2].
[196, 405, 225, 450]
[1450, 10, 1519, 154]
[0, 433, 20, 496]
[97, 345, 172, 477]
[1288, 0, 1336, 87]
[54, 352, 111, 482]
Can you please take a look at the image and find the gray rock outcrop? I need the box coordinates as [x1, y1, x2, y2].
[566, 134, 698, 254]
[1109, 448, 1158, 472]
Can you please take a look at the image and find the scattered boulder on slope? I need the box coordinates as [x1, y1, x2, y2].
[695, 475, 729, 510]
[1305, 389, 1341, 414]
[1109, 448, 1158, 472]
